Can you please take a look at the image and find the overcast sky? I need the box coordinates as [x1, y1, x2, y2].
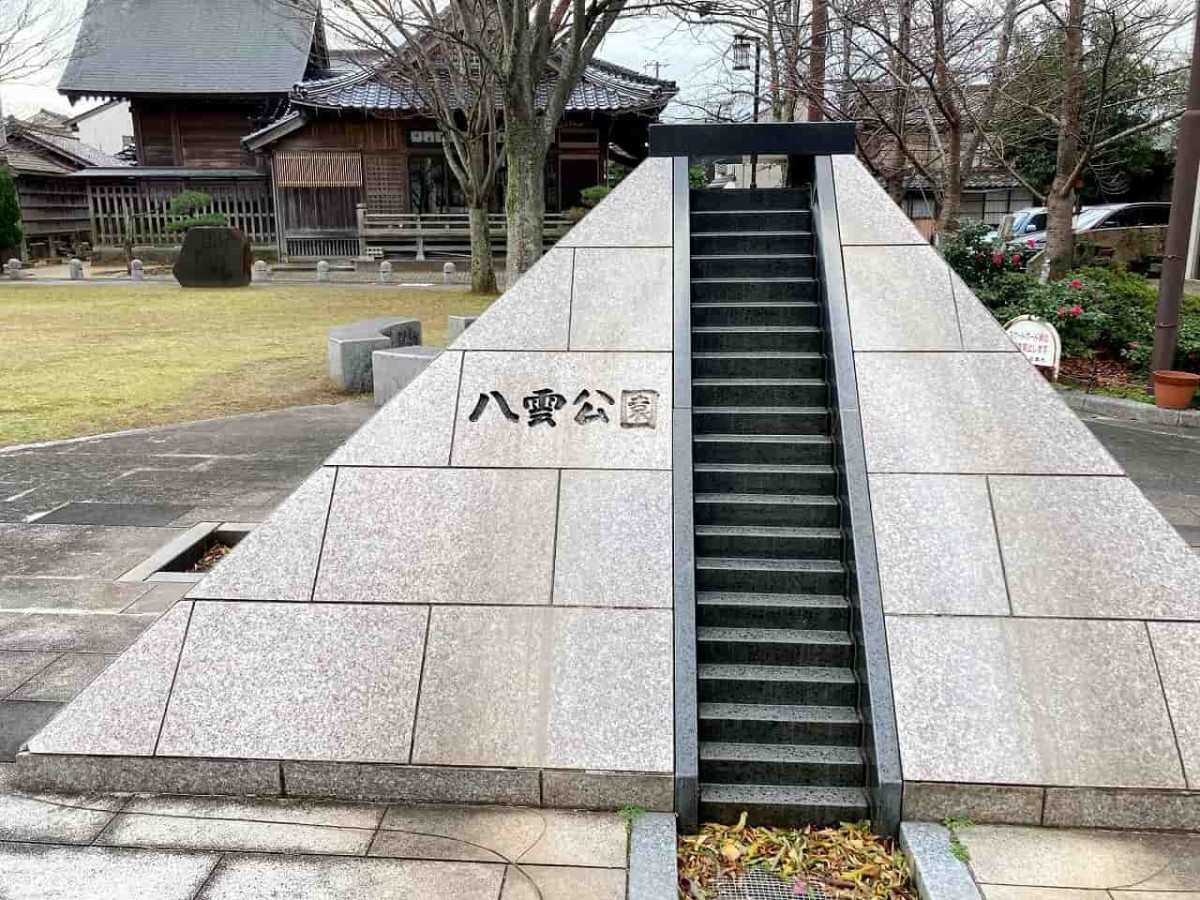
[0, 4, 733, 122]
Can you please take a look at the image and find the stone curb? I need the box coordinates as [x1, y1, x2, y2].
[627, 813, 676, 900]
[900, 823, 982, 900]
[1060, 388, 1200, 428]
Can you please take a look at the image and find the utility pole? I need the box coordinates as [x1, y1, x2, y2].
[1152, 1, 1200, 375]
[733, 34, 763, 188]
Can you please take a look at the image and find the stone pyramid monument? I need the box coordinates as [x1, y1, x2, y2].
[18, 158, 679, 810]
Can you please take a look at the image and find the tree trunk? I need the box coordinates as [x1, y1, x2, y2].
[1045, 0, 1085, 280]
[936, 124, 963, 236]
[504, 125, 546, 282]
[468, 203, 497, 294]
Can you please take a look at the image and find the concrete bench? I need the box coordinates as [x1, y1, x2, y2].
[372, 346, 442, 406]
[328, 318, 422, 392]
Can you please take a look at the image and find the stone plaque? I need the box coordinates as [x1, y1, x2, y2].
[173, 226, 252, 288]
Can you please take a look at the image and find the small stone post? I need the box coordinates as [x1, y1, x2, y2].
[378, 260, 392, 284]
[130, 259, 144, 282]
[317, 260, 330, 283]
[252, 260, 269, 282]
[442, 261, 457, 284]
[6, 258, 21, 280]
[68, 258, 84, 280]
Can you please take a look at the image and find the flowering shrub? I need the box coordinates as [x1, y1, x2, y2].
[998, 275, 1108, 358]
[941, 221, 1025, 306]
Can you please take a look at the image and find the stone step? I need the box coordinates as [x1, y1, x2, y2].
[692, 325, 823, 353]
[693, 434, 834, 467]
[691, 231, 814, 256]
[693, 463, 837, 496]
[699, 741, 865, 786]
[691, 277, 818, 303]
[691, 301, 821, 329]
[695, 525, 843, 562]
[693, 405, 830, 436]
[696, 592, 849, 629]
[697, 663, 857, 706]
[692, 377, 828, 409]
[699, 783, 870, 828]
[692, 253, 815, 280]
[698, 701, 862, 746]
[690, 188, 811, 212]
[698, 625, 854, 666]
[692, 351, 825, 380]
[695, 555, 846, 596]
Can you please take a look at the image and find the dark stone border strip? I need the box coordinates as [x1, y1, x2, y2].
[670, 156, 700, 833]
[813, 156, 903, 836]
[650, 122, 857, 157]
[1059, 387, 1200, 428]
[627, 812, 677, 900]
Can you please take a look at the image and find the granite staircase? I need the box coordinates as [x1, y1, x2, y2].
[689, 187, 870, 827]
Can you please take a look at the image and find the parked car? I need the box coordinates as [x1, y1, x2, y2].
[989, 207, 1047, 244]
[1007, 202, 1171, 255]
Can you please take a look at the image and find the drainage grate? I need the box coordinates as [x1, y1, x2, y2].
[718, 871, 832, 900]
[35, 502, 193, 526]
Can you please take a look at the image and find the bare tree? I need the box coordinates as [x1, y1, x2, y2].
[997, 0, 1191, 279]
[296, 0, 502, 293]
[0, 0, 79, 147]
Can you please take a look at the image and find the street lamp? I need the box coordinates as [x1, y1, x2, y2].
[732, 33, 762, 188]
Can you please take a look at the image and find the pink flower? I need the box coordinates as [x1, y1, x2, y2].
[1071, 305, 1082, 317]
[991, 253, 1003, 265]
[1058, 306, 1069, 317]
[1129, 342, 1140, 349]
[1010, 254, 1021, 265]
[1069, 279, 1082, 290]
[1027, 238, 1036, 248]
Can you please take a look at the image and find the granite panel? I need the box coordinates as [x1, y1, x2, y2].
[283, 761, 540, 805]
[961, 824, 1200, 889]
[0, 844, 218, 900]
[546, 608, 673, 773]
[27, 602, 192, 756]
[121, 794, 384, 829]
[326, 351, 463, 465]
[992, 478, 1200, 619]
[199, 856, 505, 900]
[628, 813, 678, 900]
[0, 579, 150, 612]
[314, 468, 557, 606]
[982, 888, 1105, 900]
[450, 249, 572, 351]
[949, 269, 1019, 351]
[1043, 786, 1200, 830]
[570, 248, 673, 351]
[832, 155, 928, 246]
[15, 753, 281, 796]
[413, 607, 673, 775]
[0, 611, 155, 653]
[856, 353, 1122, 474]
[542, 770, 674, 812]
[187, 467, 334, 602]
[451, 351, 672, 469]
[870, 475, 1009, 615]
[500, 865, 627, 900]
[887, 617, 1184, 788]
[899, 823, 982, 900]
[1148, 623, 1200, 787]
[369, 832, 505, 862]
[553, 469, 672, 608]
[903, 782, 1045, 825]
[379, 805, 626, 867]
[558, 156, 673, 248]
[157, 602, 427, 762]
[844, 245, 962, 351]
[412, 606, 547, 768]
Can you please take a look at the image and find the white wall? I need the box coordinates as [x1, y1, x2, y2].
[72, 101, 133, 157]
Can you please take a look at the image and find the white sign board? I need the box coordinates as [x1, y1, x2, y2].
[1004, 315, 1062, 380]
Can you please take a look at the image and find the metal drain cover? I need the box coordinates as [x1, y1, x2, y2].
[718, 870, 831, 900]
[35, 502, 192, 526]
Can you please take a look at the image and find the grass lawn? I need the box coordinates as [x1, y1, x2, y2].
[0, 283, 495, 447]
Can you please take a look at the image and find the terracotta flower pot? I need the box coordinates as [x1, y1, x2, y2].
[1153, 370, 1200, 410]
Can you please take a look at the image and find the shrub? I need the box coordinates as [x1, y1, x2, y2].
[165, 190, 227, 233]
[579, 185, 612, 209]
[689, 165, 708, 189]
[997, 276, 1108, 358]
[941, 220, 1026, 307]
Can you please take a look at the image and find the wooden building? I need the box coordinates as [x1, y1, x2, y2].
[57, 0, 328, 255]
[3, 119, 128, 258]
[245, 60, 677, 260]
